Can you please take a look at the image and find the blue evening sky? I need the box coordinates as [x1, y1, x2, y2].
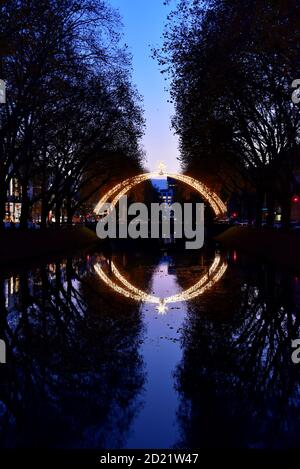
[109, 0, 180, 172]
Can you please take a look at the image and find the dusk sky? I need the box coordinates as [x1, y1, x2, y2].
[109, 0, 180, 173]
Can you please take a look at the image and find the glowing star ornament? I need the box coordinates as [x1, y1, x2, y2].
[157, 161, 167, 175]
[156, 299, 168, 315]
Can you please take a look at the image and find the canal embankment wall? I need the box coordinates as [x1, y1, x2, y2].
[216, 226, 300, 271]
[0, 226, 98, 265]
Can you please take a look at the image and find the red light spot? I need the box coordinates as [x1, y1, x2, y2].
[292, 195, 300, 203]
[232, 212, 238, 218]
[233, 251, 237, 262]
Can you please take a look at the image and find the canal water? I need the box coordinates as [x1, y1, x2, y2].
[0, 245, 300, 448]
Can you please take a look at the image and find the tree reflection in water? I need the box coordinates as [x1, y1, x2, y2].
[0, 251, 146, 448]
[1, 249, 300, 449]
[175, 257, 300, 448]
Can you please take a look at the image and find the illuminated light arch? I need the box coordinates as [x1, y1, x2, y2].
[94, 172, 227, 218]
[94, 253, 228, 313]
[93, 170, 227, 311]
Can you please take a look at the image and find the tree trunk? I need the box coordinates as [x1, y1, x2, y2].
[266, 193, 275, 227]
[0, 134, 6, 231]
[20, 182, 30, 230]
[255, 191, 264, 227]
[66, 194, 73, 225]
[281, 198, 291, 229]
[55, 203, 61, 228]
[0, 181, 6, 231]
[40, 198, 48, 229]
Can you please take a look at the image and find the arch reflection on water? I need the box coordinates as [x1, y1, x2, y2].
[94, 252, 227, 313]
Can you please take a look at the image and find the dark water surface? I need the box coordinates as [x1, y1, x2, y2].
[0, 246, 300, 449]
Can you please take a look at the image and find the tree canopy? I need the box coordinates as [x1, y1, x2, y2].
[157, 0, 300, 225]
[0, 0, 145, 228]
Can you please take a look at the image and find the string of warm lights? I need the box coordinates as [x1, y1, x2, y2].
[93, 166, 228, 313]
[94, 263, 145, 302]
[94, 171, 227, 218]
[167, 173, 227, 216]
[173, 262, 228, 302]
[110, 255, 221, 304]
[111, 262, 160, 304]
[94, 174, 150, 215]
[94, 253, 227, 313]
[164, 254, 221, 303]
